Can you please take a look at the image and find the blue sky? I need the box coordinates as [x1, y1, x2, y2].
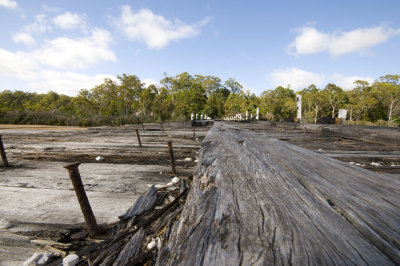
[0, 0, 399, 96]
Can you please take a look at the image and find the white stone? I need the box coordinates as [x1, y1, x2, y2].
[23, 253, 42, 266]
[37, 253, 53, 264]
[349, 162, 355, 165]
[171, 177, 180, 184]
[184, 157, 192, 162]
[0, 218, 11, 229]
[370, 162, 381, 166]
[95, 156, 104, 161]
[147, 239, 156, 249]
[63, 254, 79, 266]
[168, 195, 175, 202]
[156, 237, 162, 249]
[23, 253, 53, 266]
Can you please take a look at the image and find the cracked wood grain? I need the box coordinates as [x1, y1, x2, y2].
[157, 122, 400, 266]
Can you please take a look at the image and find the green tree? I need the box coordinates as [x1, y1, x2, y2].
[347, 80, 377, 121]
[117, 74, 144, 115]
[322, 83, 347, 118]
[224, 78, 243, 94]
[372, 75, 400, 122]
[259, 86, 296, 121]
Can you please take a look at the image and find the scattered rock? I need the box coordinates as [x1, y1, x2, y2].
[147, 239, 156, 250]
[0, 218, 11, 229]
[168, 195, 176, 202]
[370, 162, 382, 166]
[95, 156, 104, 161]
[349, 162, 355, 165]
[37, 253, 53, 265]
[171, 177, 180, 184]
[184, 157, 192, 162]
[63, 254, 79, 266]
[23, 252, 53, 266]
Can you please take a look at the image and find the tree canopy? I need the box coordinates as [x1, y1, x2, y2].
[0, 73, 399, 126]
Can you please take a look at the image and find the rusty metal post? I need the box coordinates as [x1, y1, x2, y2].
[167, 141, 176, 175]
[135, 129, 142, 147]
[160, 123, 164, 132]
[0, 135, 10, 167]
[141, 123, 145, 132]
[63, 162, 98, 237]
[192, 126, 196, 139]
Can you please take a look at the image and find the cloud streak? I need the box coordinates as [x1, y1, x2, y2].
[0, 0, 17, 9]
[53, 12, 87, 30]
[31, 28, 117, 70]
[288, 25, 400, 57]
[12, 32, 36, 46]
[269, 67, 374, 91]
[115, 6, 210, 49]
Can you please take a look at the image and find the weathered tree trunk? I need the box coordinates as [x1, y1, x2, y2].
[157, 122, 400, 265]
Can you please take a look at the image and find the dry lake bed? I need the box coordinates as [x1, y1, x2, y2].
[0, 121, 399, 265]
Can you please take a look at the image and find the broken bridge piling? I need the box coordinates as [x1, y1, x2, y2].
[135, 129, 142, 148]
[63, 162, 98, 237]
[167, 141, 176, 175]
[0, 135, 10, 167]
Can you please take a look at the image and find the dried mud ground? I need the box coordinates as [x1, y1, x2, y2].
[1, 121, 399, 265]
[0, 122, 208, 265]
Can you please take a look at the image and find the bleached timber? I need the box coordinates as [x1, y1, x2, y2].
[157, 122, 400, 265]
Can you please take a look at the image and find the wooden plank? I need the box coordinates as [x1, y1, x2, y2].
[157, 122, 400, 265]
[119, 185, 157, 220]
[112, 227, 145, 266]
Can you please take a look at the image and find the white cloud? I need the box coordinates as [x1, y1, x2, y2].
[12, 32, 36, 46]
[29, 71, 117, 95]
[0, 48, 37, 79]
[31, 28, 117, 70]
[115, 6, 210, 49]
[0, 0, 17, 9]
[269, 67, 375, 91]
[331, 74, 375, 90]
[24, 14, 52, 33]
[270, 68, 326, 90]
[142, 78, 159, 87]
[0, 26, 118, 96]
[0, 48, 117, 95]
[288, 25, 400, 57]
[53, 12, 86, 30]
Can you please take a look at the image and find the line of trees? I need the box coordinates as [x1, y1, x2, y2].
[0, 73, 399, 126]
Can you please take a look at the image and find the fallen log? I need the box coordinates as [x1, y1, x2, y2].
[157, 122, 400, 265]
